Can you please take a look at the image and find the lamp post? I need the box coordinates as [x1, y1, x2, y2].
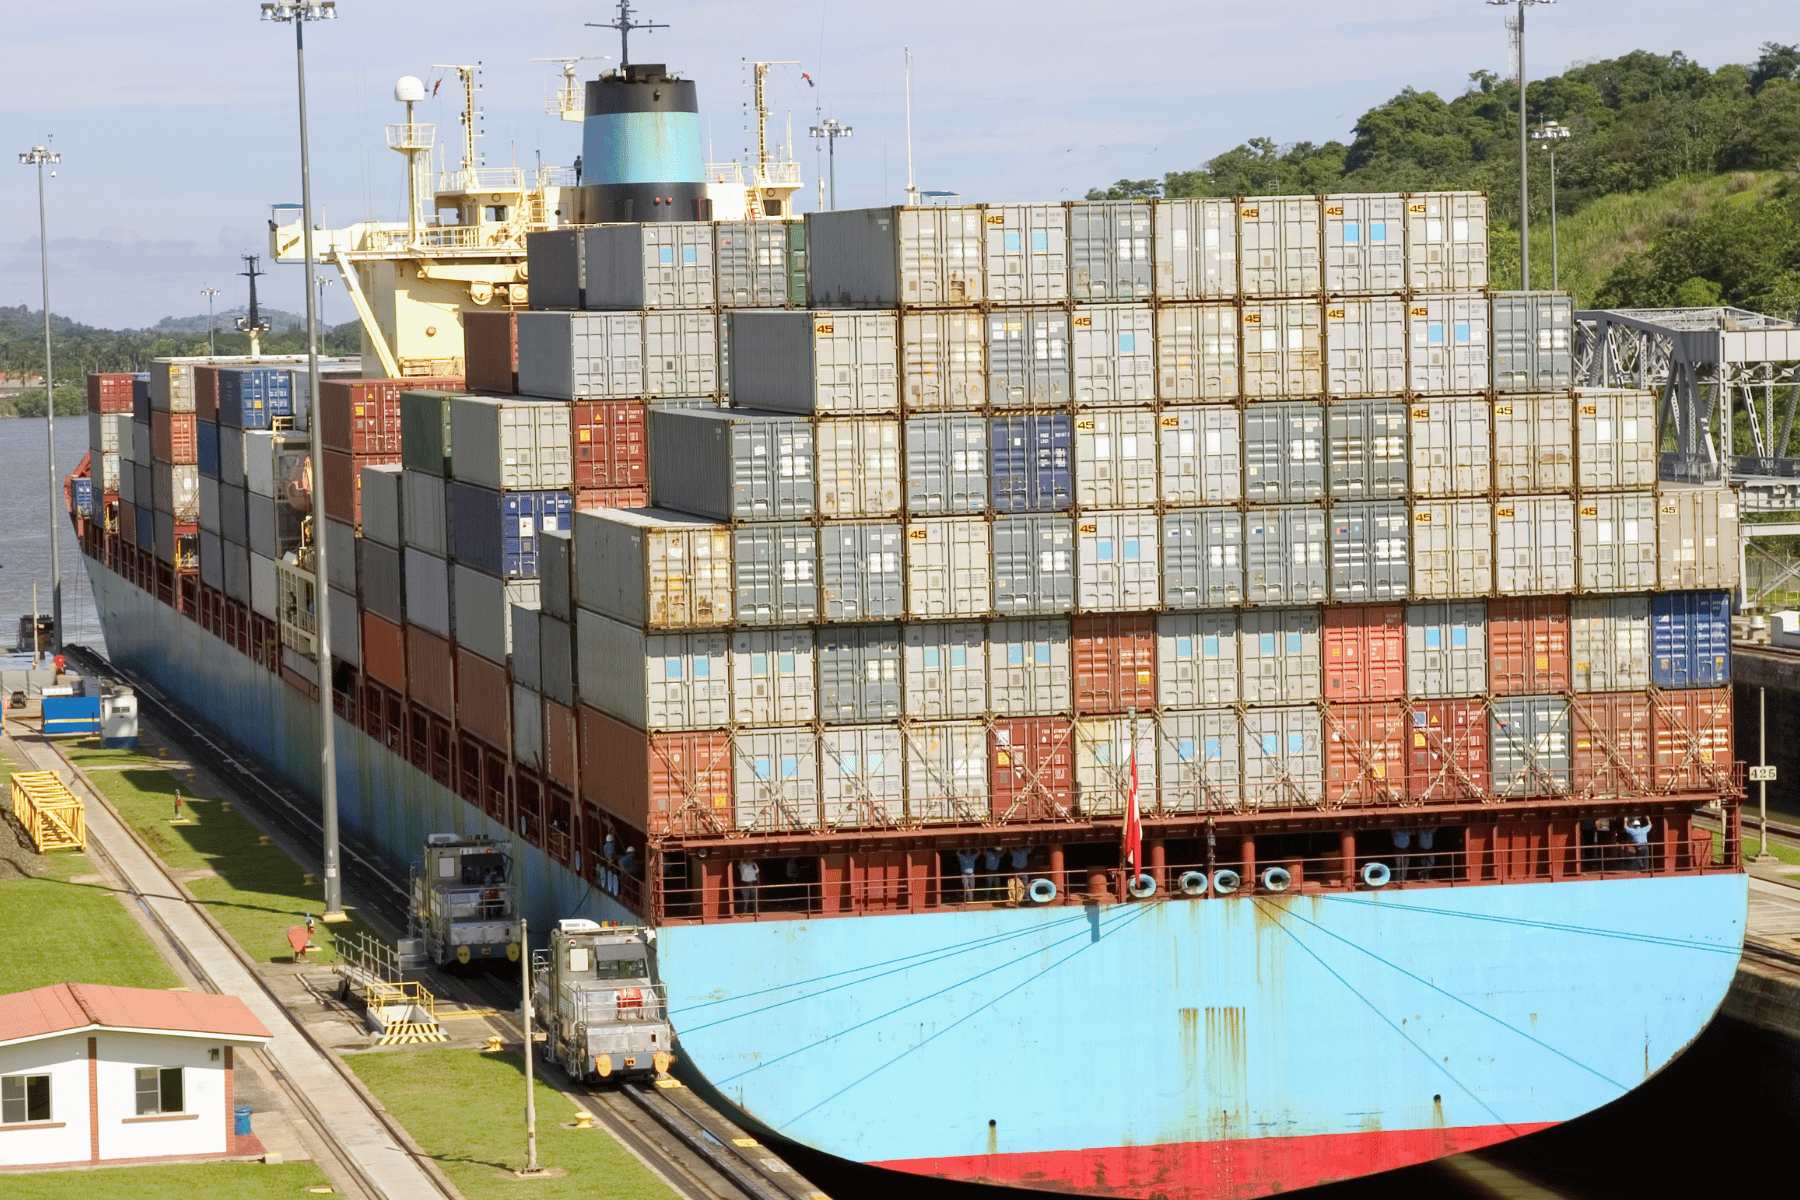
[19, 143, 63, 660]
[808, 118, 852, 211]
[1488, 0, 1555, 290]
[1530, 120, 1571, 291]
[260, 0, 345, 922]
[200, 287, 220, 356]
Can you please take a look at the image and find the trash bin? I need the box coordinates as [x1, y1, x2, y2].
[234, 1105, 253, 1136]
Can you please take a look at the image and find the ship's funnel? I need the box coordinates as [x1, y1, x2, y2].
[581, 62, 707, 223]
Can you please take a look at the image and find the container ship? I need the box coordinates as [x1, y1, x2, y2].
[64, 32, 1749, 1200]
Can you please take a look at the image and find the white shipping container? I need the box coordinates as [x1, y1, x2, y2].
[1571, 596, 1651, 692]
[901, 720, 988, 823]
[1405, 601, 1488, 697]
[1408, 399, 1491, 496]
[1071, 304, 1155, 406]
[1157, 612, 1239, 708]
[1405, 193, 1489, 292]
[1157, 406, 1240, 505]
[100, 451, 121, 495]
[250, 551, 279, 620]
[1073, 716, 1155, 817]
[821, 725, 905, 829]
[401, 469, 448, 555]
[514, 311, 644, 401]
[1324, 297, 1408, 397]
[1577, 389, 1658, 491]
[903, 622, 986, 718]
[89, 411, 119, 454]
[148, 360, 196, 412]
[323, 518, 358, 594]
[329, 585, 360, 664]
[1241, 705, 1323, 807]
[1493, 393, 1573, 494]
[1657, 485, 1739, 590]
[988, 619, 1072, 715]
[1153, 198, 1238, 302]
[1077, 512, 1160, 611]
[1075, 410, 1157, 508]
[577, 611, 730, 731]
[1494, 495, 1576, 594]
[816, 417, 901, 517]
[512, 603, 542, 691]
[116, 413, 135, 462]
[1155, 304, 1238, 401]
[1411, 500, 1493, 599]
[983, 203, 1068, 303]
[1239, 196, 1321, 297]
[1578, 492, 1657, 593]
[573, 507, 734, 630]
[1242, 301, 1323, 399]
[733, 727, 820, 833]
[807, 205, 985, 307]
[244, 430, 277, 498]
[362, 464, 404, 550]
[1407, 295, 1491, 393]
[154, 463, 200, 523]
[644, 311, 720, 398]
[1323, 194, 1407, 295]
[1156, 708, 1240, 814]
[727, 629, 820, 723]
[451, 397, 572, 491]
[513, 683, 544, 771]
[1240, 608, 1322, 704]
[905, 518, 991, 618]
[901, 311, 986, 411]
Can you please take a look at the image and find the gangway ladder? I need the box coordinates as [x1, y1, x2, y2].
[335, 930, 448, 1045]
[9, 770, 86, 852]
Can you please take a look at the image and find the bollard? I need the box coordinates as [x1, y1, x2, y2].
[485, 1034, 503, 1052]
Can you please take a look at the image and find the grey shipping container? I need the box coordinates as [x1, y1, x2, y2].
[199, 475, 221, 534]
[329, 586, 361, 667]
[1405, 601, 1487, 696]
[450, 397, 572, 491]
[222, 541, 251, 604]
[1323, 194, 1407, 295]
[199, 530, 224, 591]
[1157, 612, 1239, 708]
[901, 720, 989, 824]
[583, 222, 715, 311]
[650, 408, 815, 521]
[730, 310, 898, 416]
[514, 684, 544, 771]
[992, 514, 1074, 616]
[401, 470, 449, 556]
[1570, 596, 1651, 692]
[1157, 406, 1241, 505]
[1324, 296, 1408, 397]
[361, 464, 404, 549]
[1241, 706, 1324, 807]
[399, 391, 454, 477]
[541, 529, 574, 622]
[324, 517, 358, 593]
[903, 622, 987, 719]
[819, 522, 904, 621]
[1153, 198, 1238, 302]
[512, 603, 542, 690]
[1330, 501, 1410, 601]
[1068, 201, 1153, 300]
[1070, 304, 1155, 405]
[515, 311, 645, 401]
[1328, 400, 1407, 500]
[1240, 608, 1322, 704]
[817, 625, 902, 722]
[906, 415, 988, 515]
[1162, 510, 1243, 607]
[1492, 292, 1574, 393]
[1155, 304, 1239, 401]
[988, 309, 1070, 407]
[540, 614, 574, 706]
[733, 524, 819, 625]
[983, 203, 1068, 304]
[1578, 491, 1657, 592]
[220, 482, 248, 547]
[361, 541, 405, 625]
[1074, 410, 1157, 508]
[716, 220, 796, 308]
[806, 205, 985, 307]
[644, 311, 721, 398]
[1490, 695, 1571, 798]
[246, 492, 278, 559]
[1244, 403, 1325, 502]
[988, 619, 1073, 715]
[1245, 506, 1328, 604]
[453, 565, 538, 662]
[577, 612, 730, 731]
[901, 311, 986, 411]
[403, 549, 452, 637]
[526, 229, 583, 309]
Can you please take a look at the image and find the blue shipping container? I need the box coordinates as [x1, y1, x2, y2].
[197, 420, 221, 477]
[217, 368, 293, 430]
[449, 483, 572, 578]
[1651, 591, 1731, 688]
[135, 504, 154, 549]
[990, 414, 1071, 512]
[72, 477, 94, 518]
[42, 695, 102, 736]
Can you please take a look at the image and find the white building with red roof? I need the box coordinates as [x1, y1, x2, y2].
[0, 983, 272, 1170]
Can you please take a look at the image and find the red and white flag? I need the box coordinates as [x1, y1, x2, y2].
[1123, 748, 1143, 885]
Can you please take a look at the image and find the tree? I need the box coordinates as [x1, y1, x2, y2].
[1750, 42, 1800, 92]
[1084, 179, 1161, 201]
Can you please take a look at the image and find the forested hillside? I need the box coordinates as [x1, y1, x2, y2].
[1091, 44, 1800, 312]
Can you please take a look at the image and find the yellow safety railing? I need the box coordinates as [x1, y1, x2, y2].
[10, 771, 86, 852]
[365, 979, 447, 1044]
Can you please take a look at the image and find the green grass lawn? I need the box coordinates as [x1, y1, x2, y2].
[61, 741, 372, 964]
[349, 1048, 679, 1200]
[3, 1161, 329, 1199]
[1715, 828, 1800, 868]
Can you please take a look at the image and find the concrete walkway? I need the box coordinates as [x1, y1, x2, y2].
[3, 728, 452, 1200]
[1726, 874, 1800, 1039]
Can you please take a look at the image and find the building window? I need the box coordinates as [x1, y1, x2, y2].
[134, 1067, 183, 1116]
[2, 1074, 52, 1123]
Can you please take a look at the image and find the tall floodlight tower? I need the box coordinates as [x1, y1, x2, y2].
[1489, 0, 1556, 290]
[19, 143, 62, 658]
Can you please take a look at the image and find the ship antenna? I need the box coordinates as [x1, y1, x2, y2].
[587, 0, 666, 69]
[236, 253, 271, 357]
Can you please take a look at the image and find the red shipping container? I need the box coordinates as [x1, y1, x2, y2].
[456, 647, 510, 749]
[320, 377, 464, 455]
[1323, 604, 1405, 702]
[88, 373, 135, 413]
[1489, 597, 1570, 695]
[1570, 692, 1653, 798]
[151, 410, 198, 464]
[193, 365, 219, 422]
[1405, 699, 1490, 802]
[571, 400, 648, 489]
[464, 309, 518, 394]
[991, 717, 1075, 822]
[545, 698, 578, 790]
[1072, 614, 1155, 714]
[362, 611, 406, 689]
[1324, 701, 1408, 805]
[574, 485, 650, 511]
[579, 705, 731, 836]
[1652, 688, 1734, 792]
[321, 448, 399, 527]
[407, 625, 456, 717]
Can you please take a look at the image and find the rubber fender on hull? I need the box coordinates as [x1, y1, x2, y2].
[1026, 877, 1058, 904]
[1261, 866, 1293, 893]
[1211, 868, 1241, 895]
[1177, 870, 1208, 896]
[1362, 861, 1392, 888]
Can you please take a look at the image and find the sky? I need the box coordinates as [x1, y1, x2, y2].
[1, 0, 1793, 329]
